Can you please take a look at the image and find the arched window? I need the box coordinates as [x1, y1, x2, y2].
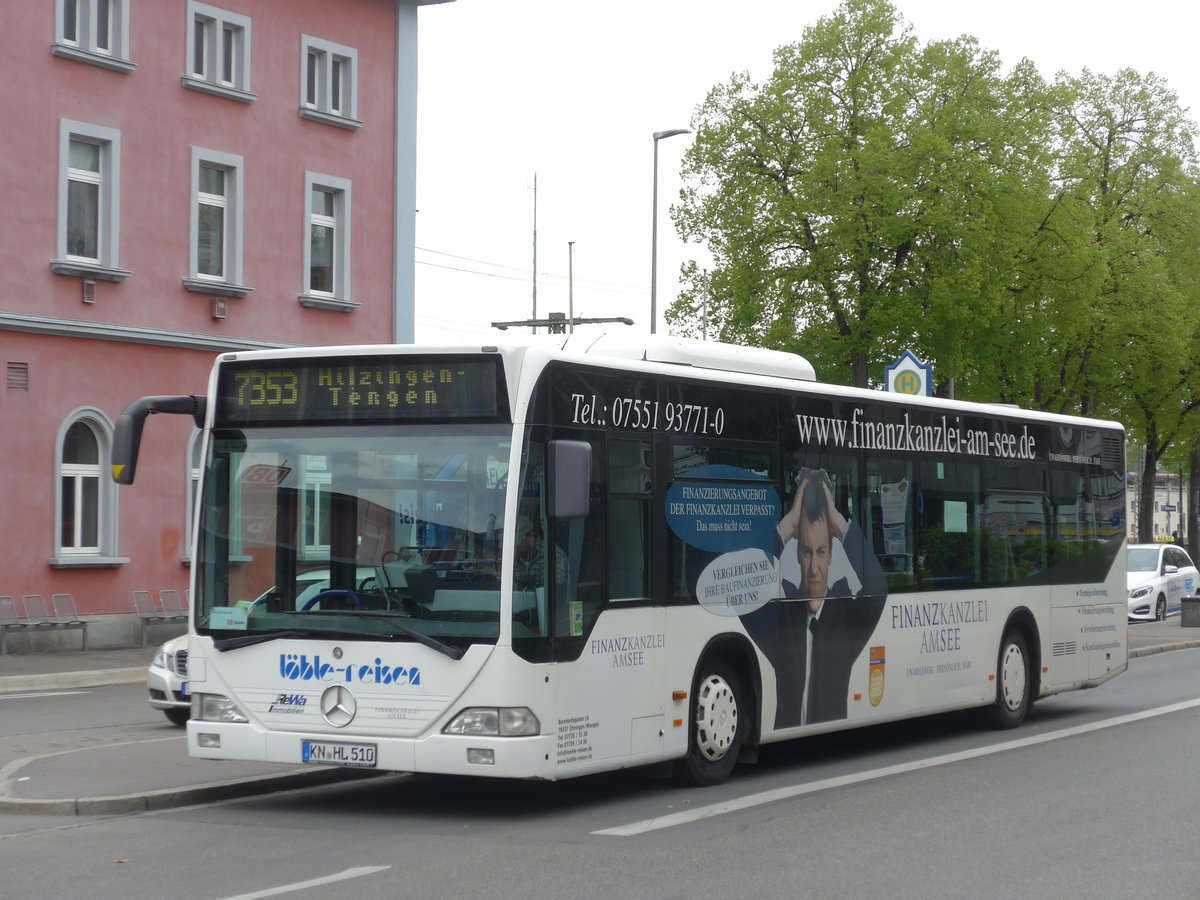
[184, 427, 203, 561]
[53, 409, 124, 566]
[61, 421, 101, 551]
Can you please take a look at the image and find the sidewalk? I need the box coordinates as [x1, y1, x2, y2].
[1127, 617, 1200, 658]
[1, 619, 1197, 816]
[0, 645, 374, 816]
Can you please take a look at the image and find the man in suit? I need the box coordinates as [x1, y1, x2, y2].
[742, 469, 887, 728]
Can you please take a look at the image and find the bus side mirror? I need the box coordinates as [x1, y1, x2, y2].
[550, 440, 591, 520]
[112, 395, 206, 484]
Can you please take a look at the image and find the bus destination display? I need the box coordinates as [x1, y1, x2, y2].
[217, 356, 500, 425]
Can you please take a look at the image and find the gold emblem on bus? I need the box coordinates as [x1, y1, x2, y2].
[868, 646, 885, 707]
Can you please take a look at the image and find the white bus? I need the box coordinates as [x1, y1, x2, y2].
[113, 333, 1127, 785]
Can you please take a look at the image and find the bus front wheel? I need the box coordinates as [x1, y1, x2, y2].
[984, 629, 1031, 729]
[675, 659, 744, 786]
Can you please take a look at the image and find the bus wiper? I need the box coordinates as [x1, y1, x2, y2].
[213, 617, 466, 660]
[214, 628, 375, 651]
[299, 609, 466, 660]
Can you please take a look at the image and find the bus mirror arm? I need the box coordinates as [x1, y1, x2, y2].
[112, 395, 207, 485]
[549, 440, 591, 520]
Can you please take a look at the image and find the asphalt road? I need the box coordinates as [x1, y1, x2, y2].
[2, 646, 1199, 899]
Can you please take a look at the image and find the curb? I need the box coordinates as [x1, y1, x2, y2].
[0, 667, 145, 694]
[0, 766, 382, 816]
[1129, 641, 1200, 659]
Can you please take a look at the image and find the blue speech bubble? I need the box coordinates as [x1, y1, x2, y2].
[665, 466, 781, 554]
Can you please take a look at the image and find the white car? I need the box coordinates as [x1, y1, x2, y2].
[147, 634, 190, 725]
[1127, 543, 1198, 622]
[146, 567, 404, 724]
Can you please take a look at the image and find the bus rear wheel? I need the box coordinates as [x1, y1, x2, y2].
[983, 629, 1031, 729]
[675, 659, 744, 786]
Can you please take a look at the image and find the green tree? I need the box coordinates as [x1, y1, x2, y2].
[669, 0, 1058, 390]
[1051, 70, 1200, 539]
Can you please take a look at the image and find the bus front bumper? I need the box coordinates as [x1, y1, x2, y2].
[187, 721, 559, 780]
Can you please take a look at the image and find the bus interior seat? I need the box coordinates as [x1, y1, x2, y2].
[403, 568, 442, 606]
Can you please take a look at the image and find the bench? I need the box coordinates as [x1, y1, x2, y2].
[0, 595, 42, 655]
[159, 589, 189, 617]
[50, 594, 95, 650]
[18, 594, 90, 651]
[133, 590, 187, 648]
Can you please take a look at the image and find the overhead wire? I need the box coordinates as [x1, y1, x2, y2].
[415, 246, 645, 295]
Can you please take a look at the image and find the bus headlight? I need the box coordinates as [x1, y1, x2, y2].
[194, 693, 249, 723]
[443, 707, 540, 736]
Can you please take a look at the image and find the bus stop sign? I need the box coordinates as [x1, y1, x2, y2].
[885, 351, 932, 397]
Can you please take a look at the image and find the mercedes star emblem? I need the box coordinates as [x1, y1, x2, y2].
[320, 684, 357, 728]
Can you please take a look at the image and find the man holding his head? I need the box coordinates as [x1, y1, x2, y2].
[742, 468, 887, 728]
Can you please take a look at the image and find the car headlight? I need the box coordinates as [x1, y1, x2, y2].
[194, 693, 249, 723]
[443, 707, 540, 736]
[152, 649, 167, 669]
[1130, 586, 1152, 600]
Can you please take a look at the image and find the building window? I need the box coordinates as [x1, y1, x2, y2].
[67, 140, 102, 261]
[299, 36, 361, 130]
[52, 410, 126, 567]
[183, 429, 203, 562]
[309, 187, 337, 293]
[183, 148, 251, 298]
[301, 456, 332, 559]
[61, 421, 101, 553]
[52, 120, 130, 282]
[299, 173, 358, 310]
[198, 165, 227, 276]
[53, 0, 134, 72]
[183, 3, 254, 102]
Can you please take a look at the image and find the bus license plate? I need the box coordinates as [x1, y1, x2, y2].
[302, 740, 377, 768]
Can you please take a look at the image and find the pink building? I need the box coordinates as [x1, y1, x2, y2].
[1, 0, 451, 650]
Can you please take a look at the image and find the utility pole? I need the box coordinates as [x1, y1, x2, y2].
[531, 173, 538, 334]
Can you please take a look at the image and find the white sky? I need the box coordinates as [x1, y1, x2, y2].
[413, 0, 1200, 343]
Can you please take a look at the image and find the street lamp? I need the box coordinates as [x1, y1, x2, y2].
[650, 128, 691, 335]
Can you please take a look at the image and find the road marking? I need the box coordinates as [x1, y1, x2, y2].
[215, 866, 391, 900]
[0, 691, 91, 700]
[593, 698, 1200, 836]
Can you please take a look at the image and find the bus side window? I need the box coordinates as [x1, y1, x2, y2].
[913, 459, 979, 590]
[864, 458, 913, 593]
[670, 441, 775, 603]
[608, 438, 651, 601]
[981, 463, 1048, 584]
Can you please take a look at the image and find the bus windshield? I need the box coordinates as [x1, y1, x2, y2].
[195, 424, 512, 649]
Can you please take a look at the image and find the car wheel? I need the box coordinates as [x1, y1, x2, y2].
[674, 659, 744, 787]
[981, 629, 1031, 730]
[164, 707, 189, 726]
[1156, 595, 1167, 621]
